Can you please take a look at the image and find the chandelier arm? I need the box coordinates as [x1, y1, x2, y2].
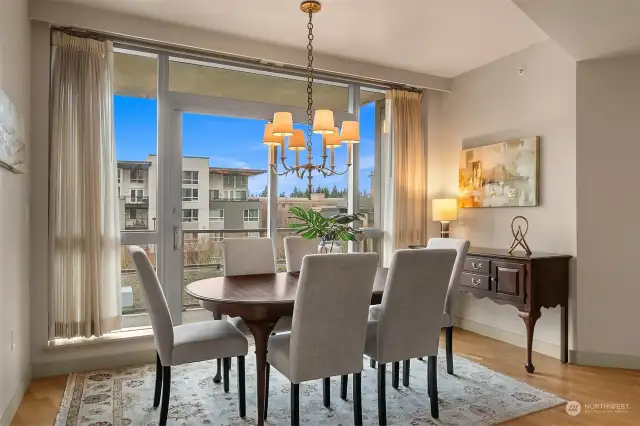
[329, 166, 351, 176]
[280, 155, 294, 172]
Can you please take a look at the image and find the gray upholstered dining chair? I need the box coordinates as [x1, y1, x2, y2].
[200, 237, 293, 380]
[128, 246, 249, 426]
[264, 252, 379, 426]
[369, 238, 469, 376]
[365, 248, 456, 422]
[284, 235, 320, 272]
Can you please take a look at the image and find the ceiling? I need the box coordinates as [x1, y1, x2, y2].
[514, 0, 640, 61]
[50, 0, 549, 78]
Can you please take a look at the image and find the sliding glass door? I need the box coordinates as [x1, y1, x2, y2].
[116, 48, 382, 329]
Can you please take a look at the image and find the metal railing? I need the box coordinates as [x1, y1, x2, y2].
[125, 218, 148, 229]
[125, 196, 149, 204]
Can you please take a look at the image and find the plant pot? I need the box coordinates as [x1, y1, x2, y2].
[318, 240, 342, 254]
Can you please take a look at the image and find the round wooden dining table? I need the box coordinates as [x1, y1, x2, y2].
[185, 267, 388, 426]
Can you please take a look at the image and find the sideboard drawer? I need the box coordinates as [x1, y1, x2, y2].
[461, 272, 491, 291]
[464, 257, 490, 274]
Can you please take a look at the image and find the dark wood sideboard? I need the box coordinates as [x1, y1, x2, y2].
[460, 247, 571, 373]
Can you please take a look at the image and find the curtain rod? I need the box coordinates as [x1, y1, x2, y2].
[51, 25, 422, 93]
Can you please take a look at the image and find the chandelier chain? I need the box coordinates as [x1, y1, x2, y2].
[306, 11, 314, 153]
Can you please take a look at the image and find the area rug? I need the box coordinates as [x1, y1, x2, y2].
[55, 348, 565, 426]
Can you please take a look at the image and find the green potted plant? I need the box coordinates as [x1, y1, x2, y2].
[288, 206, 364, 253]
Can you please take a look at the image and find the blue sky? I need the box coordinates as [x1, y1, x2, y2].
[114, 96, 376, 195]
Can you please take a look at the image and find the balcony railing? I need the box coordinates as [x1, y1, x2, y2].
[125, 196, 149, 204]
[209, 195, 251, 202]
[125, 218, 148, 229]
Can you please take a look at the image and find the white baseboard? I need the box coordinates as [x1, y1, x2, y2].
[0, 365, 32, 426]
[573, 350, 640, 370]
[454, 317, 561, 359]
[32, 349, 156, 378]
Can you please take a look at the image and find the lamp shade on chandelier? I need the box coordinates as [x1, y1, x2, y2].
[263, 0, 359, 197]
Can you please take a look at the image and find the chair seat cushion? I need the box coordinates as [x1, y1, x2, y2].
[266, 333, 292, 380]
[228, 316, 293, 334]
[369, 305, 451, 327]
[171, 320, 249, 366]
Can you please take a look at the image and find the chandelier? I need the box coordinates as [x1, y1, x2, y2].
[262, 0, 359, 197]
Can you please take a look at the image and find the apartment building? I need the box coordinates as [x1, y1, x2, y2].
[117, 155, 265, 238]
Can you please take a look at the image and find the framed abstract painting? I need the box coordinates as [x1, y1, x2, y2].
[459, 137, 540, 208]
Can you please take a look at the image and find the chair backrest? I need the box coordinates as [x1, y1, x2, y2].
[375, 249, 456, 363]
[426, 238, 470, 326]
[284, 236, 320, 272]
[289, 253, 379, 383]
[128, 246, 174, 365]
[222, 237, 276, 276]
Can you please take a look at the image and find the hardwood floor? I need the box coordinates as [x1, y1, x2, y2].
[12, 328, 640, 425]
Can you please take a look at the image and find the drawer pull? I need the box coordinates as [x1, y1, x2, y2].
[471, 277, 482, 286]
[472, 262, 483, 270]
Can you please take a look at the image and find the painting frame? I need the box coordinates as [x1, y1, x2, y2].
[458, 136, 540, 208]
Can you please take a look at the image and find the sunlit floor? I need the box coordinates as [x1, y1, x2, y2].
[12, 328, 640, 425]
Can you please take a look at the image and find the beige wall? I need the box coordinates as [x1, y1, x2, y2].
[576, 55, 640, 359]
[0, 0, 31, 422]
[428, 40, 577, 356]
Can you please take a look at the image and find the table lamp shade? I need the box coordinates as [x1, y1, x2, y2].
[432, 198, 458, 222]
[272, 112, 294, 136]
[313, 110, 335, 134]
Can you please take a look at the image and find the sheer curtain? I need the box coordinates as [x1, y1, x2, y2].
[387, 89, 428, 248]
[49, 32, 121, 339]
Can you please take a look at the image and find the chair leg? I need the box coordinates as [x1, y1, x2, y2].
[213, 313, 222, 384]
[153, 352, 162, 408]
[223, 357, 231, 393]
[392, 362, 399, 389]
[428, 355, 439, 419]
[214, 357, 222, 384]
[353, 373, 362, 426]
[370, 358, 376, 369]
[238, 356, 246, 418]
[264, 363, 270, 420]
[159, 366, 171, 426]
[340, 375, 348, 400]
[446, 326, 454, 375]
[402, 360, 410, 387]
[323, 377, 330, 408]
[377, 363, 387, 425]
[291, 383, 300, 426]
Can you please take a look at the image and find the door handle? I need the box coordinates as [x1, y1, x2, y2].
[174, 226, 182, 250]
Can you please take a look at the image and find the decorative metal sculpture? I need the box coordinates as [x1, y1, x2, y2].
[508, 216, 532, 255]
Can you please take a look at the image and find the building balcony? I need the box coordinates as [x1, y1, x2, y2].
[125, 196, 149, 206]
[125, 218, 148, 230]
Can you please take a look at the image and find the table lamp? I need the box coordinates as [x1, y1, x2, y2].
[432, 198, 458, 238]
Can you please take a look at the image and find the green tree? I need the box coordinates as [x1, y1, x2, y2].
[279, 191, 286, 197]
[330, 185, 339, 198]
[259, 185, 268, 197]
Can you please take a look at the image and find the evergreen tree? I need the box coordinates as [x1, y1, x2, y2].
[259, 185, 268, 197]
[330, 185, 339, 198]
[279, 191, 286, 197]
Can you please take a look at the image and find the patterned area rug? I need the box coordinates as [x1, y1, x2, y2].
[55, 349, 564, 425]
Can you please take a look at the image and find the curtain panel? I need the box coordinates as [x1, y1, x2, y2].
[387, 89, 428, 248]
[49, 32, 121, 339]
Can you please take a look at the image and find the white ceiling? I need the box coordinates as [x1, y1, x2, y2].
[50, 0, 548, 78]
[514, 0, 640, 61]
